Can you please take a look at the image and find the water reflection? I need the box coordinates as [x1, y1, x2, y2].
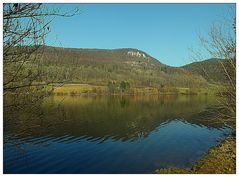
[5, 95, 226, 141]
[4, 95, 230, 173]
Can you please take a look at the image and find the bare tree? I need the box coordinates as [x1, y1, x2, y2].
[3, 3, 80, 115]
[191, 7, 236, 129]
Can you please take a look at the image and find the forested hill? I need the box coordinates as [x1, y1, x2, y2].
[42, 46, 163, 65]
[37, 46, 208, 87]
[181, 58, 231, 83]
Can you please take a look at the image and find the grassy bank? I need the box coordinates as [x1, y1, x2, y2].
[155, 136, 236, 174]
[51, 83, 219, 96]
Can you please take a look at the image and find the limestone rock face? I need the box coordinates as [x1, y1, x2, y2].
[127, 51, 146, 58]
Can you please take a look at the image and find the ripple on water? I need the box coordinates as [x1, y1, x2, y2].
[4, 95, 231, 173]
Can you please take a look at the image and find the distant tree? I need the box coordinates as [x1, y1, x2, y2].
[120, 81, 126, 92]
[108, 81, 117, 94]
[119, 81, 131, 93]
[125, 82, 130, 90]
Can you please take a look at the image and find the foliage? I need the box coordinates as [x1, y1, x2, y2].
[108, 81, 118, 94]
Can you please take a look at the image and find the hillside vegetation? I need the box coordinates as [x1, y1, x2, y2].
[181, 58, 232, 83]
[34, 46, 208, 89]
[6, 45, 229, 96]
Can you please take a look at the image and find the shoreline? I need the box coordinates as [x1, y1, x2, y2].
[155, 136, 236, 174]
[50, 83, 218, 96]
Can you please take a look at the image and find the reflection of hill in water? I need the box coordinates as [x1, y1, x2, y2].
[5, 95, 225, 142]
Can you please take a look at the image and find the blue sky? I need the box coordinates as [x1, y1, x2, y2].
[45, 3, 235, 66]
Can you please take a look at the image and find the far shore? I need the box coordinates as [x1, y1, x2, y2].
[49, 83, 220, 96]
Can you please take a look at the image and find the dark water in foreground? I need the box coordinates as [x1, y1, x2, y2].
[4, 95, 230, 174]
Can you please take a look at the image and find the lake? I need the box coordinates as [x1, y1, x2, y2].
[3, 95, 230, 174]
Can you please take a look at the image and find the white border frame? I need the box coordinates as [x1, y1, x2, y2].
[0, 1, 237, 177]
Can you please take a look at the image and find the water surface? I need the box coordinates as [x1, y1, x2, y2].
[4, 95, 230, 173]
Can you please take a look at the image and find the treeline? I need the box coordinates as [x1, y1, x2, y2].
[53, 82, 211, 96]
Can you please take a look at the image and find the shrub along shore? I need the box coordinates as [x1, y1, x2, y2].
[51, 83, 220, 96]
[155, 136, 236, 174]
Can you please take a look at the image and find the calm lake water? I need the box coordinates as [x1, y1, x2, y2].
[4, 95, 230, 174]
